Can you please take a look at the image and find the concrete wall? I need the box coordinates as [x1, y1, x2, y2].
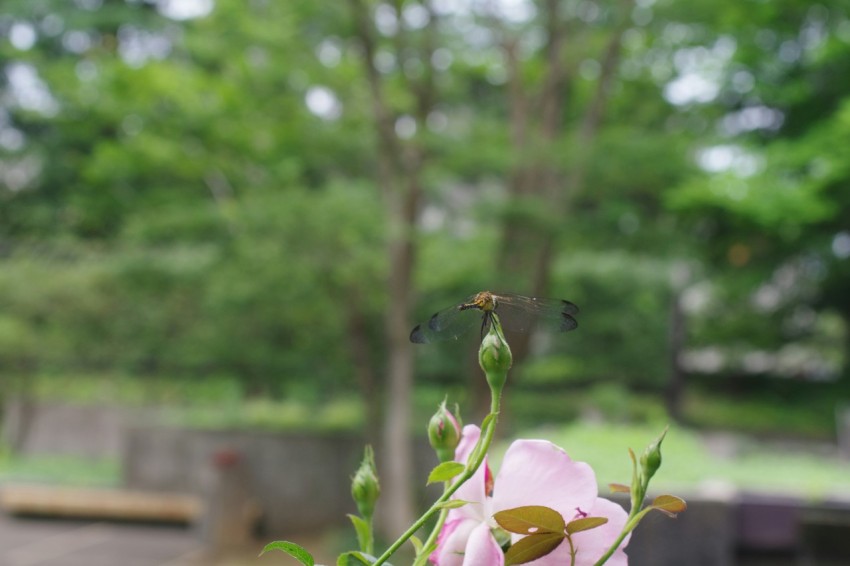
[123, 426, 368, 533]
[2, 399, 145, 458]
[622, 494, 735, 566]
[5, 400, 850, 563]
[123, 426, 442, 534]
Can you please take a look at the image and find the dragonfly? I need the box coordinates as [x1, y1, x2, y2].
[409, 291, 579, 344]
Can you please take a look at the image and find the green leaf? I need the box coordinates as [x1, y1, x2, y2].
[347, 514, 371, 553]
[336, 551, 379, 565]
[260, 541, 315, 566]
[565, 516, 608, 534]
[504, 532, 565, 565]
[427, 462, 465, 485]
[608, 483, 630, 493]
[493, 505, 566, 535]
[409, 534, 423, 555]
[650, 494, 687, 516]
[436, 499, 471, 510]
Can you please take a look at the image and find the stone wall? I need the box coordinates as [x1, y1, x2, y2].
[122, 426, 441, 533]
[5, 400, 850, 563]
[122, 426, 367, 533]
[2, 399, 145, 458]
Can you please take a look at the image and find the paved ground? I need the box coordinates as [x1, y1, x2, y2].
[0, 514, 208, 566]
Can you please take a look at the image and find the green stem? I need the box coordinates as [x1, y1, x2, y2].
[418, 483, 450, 559]
[566, 533, 577, 566]
[366, 516, 374, 556]
[378, 391, 503, 566]
[591, 494, 650, 566]
[374, 417, 496, 566]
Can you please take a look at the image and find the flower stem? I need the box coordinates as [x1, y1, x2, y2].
[567, 533, 577, 566]
[366, 516, 374, 556]
[376, 395, 502, 566]
[418, 483, 450, 559]
[591, 493, 648, 566]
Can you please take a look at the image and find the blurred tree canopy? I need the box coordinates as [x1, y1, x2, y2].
[1, 0, 849, 440]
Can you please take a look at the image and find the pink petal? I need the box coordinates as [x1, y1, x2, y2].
[452, 425, 489, 514]
[491, 440, 598, 517]
[455, 425, 481, 464]
[461, 523, 504, 566]
[571, 498, 630, 566]
[430, 518, 478, 566]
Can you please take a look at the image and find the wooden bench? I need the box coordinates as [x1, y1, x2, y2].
[0, 484, 202, 523]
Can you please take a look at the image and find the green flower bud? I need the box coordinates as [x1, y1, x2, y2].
[351, 445, 380, 519]
[640, 426, 668, 484]
[479, 315, 512, 393]
[428, 401, 462, 463]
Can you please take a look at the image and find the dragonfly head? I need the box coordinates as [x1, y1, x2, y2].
[458, 291, 496, 312]
[472, 291, 496, 312]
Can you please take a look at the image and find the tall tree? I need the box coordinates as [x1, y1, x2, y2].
[346, 0, 440, 532]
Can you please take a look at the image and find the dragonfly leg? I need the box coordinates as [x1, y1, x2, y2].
[479, 312, 492, 340]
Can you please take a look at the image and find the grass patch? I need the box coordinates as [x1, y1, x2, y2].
[513, 422, 850, 500]
[162, 398, 364, 432]
[0, 451, 120, 487]
[19, 373, 244, 406]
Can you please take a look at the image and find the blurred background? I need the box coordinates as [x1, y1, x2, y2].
[1, 0, 849, 564]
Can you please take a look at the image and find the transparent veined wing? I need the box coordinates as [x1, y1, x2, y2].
[409, 295, 482, 344]
[491, 293, 579, 334]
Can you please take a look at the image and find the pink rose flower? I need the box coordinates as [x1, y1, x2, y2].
[431, 425, 630, 566]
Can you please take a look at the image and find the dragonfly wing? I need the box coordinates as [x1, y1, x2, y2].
[410, 296, 481, 344]
[493, 294, 579, 334]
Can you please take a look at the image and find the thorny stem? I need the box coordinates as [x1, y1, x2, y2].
[374, 393, 502, 566]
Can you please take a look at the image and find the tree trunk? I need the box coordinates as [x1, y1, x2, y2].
[665, 288, 687, 422]
[347, 0, 425, 534]
[496, 1, 632, 365]
[378, 190, 418, 535]
[346, 300, 381, 445]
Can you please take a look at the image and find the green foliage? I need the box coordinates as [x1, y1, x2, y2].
[504, 532, 565, 565]
[426, 462, 465, 485]
[494, 505, 566, 535]
[1, 0, 849, 435]
[260, 541, 315, 566]
[347, 514, 373, 556]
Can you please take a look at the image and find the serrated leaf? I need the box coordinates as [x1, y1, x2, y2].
[260, 541, 315, 565]
[565, 516, 608, 534]
[504, 532, 565, 565]
[493, 505, 565, 535]
[436, 499, 471, 510]
[427, 462, 465, 485]
[347, 514, 371, 553]
[608, 483, 630, 493]
[651, 494, 687, 516]
[336, 551, 378, 565]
